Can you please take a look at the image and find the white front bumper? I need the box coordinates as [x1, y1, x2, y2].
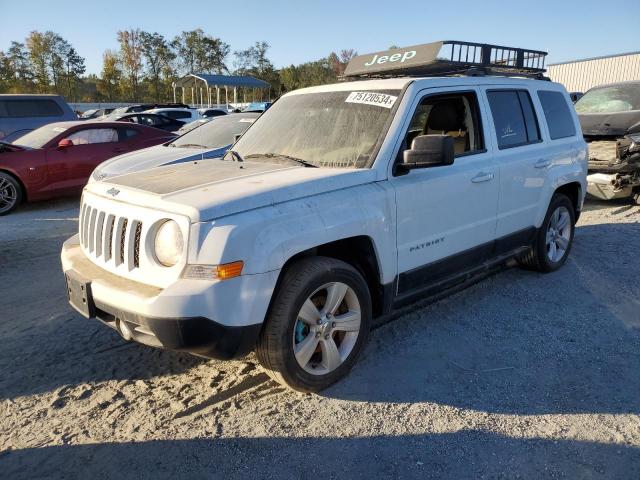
[61, 234, 279, 327]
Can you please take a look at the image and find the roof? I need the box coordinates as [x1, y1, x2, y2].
[145, 108, 192, 112]
[287, 75, 558, 97]
[174, 73, 270, 89]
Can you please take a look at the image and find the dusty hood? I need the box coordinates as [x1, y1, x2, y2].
[579, 111, 640, 137]
[94, 160, 376, 221]
[95, 144, 228, 179]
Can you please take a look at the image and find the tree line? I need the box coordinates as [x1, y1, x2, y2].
[0, 29, 357, 104]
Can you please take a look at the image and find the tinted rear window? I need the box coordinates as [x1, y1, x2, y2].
[0, 99, 63, 118]
[164, 111, 191, 120]
[487, 90, 540, 149]
[538, 91, 576, 140]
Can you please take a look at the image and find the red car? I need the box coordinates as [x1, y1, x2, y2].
[0, 121, 175, 215]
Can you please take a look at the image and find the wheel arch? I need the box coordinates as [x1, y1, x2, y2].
[269, 235, 387, 320]
[554, 181, 582, 222]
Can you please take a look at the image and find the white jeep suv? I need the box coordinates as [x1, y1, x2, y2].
[61, 41, 587, 392]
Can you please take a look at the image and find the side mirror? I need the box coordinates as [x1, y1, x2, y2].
[57, 138, 74, 149]
[399, 135, 454, 172]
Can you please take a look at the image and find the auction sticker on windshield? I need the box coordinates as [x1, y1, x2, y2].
[345, 91, 397, 109]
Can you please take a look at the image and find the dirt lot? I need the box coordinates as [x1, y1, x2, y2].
[1, 197, 639, 479]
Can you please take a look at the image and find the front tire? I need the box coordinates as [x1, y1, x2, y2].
[519, 193, 575, 272]
[256, 257, 372, 392]
[0, 172, 23, 216]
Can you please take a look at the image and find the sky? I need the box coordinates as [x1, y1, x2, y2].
[1, 0, 638, 75]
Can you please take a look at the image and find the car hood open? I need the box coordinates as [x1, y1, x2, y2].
[90, 159, 376, 222]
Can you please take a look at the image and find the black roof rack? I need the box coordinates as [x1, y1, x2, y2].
[343, 40, 548, 80]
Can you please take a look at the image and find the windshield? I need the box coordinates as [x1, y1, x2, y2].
[575, 83, 640, 113]
[170, 114, 259, 149]
[13, 124, 69, 148]
[80, 109, 97, 118]
[233, 90, 400, 168]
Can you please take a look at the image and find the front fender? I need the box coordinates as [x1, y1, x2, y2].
[189, 182, 397, 284]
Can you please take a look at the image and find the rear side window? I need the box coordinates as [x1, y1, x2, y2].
[0, 99, 63, 118]
[65, 128, 118, 145]
[119, 128, 139, 141]
[164, 111, 190, 120]
[537, 91, 576, 140]
[487, 90, 540, 149]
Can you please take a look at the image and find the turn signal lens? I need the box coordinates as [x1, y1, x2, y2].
[216, 261, 244, 279]
[182, 261, 244, 280]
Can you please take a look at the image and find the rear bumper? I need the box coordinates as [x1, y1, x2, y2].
[587, 172, 638, 200]
[61, 234, 277, 359]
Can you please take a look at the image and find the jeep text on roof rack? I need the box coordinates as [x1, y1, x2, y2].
[343, 40, 548, 79]
[62, 40, 586, 392]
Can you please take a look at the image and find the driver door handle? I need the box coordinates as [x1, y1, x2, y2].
[471, 172, 494, 183]
[535, 159, 552, 168]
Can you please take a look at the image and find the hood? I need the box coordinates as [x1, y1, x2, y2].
[579, 110, 640, 137]
[0, 142, 26, 153]
[95, 160, 376, 221]
[95, 144, 229, 179]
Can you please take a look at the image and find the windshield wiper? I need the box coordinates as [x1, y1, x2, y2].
[245, 153, 318, 168]
[222, 149, 244, 162]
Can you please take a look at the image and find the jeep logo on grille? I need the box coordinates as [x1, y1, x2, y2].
[106, 188, 120, 197]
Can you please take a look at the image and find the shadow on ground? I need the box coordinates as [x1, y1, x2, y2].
[323, 222, 640, 415]
[1, 431, 638, 479]
[1, 206, 639, 420]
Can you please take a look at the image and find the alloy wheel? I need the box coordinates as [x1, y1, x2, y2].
[0, 177, 18, 214]
[292, 282, 361, 375]
[546, 205, 572, 262]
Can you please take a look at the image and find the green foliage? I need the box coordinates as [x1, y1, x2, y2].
[0, 29, 357, 104]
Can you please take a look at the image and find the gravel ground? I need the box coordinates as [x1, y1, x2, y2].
[1, 197, 639, 479]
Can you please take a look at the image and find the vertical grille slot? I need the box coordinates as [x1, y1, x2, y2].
[88, 209, 98, 253]
[95, 212, 106, 257]
[119, 218, 128, 265]
[104, 215, 115, 261]
[113, 218, 127, 267]
[79, 204, 87, 246]
[81, 205, 91, 248]
[133, 221, 142, 268]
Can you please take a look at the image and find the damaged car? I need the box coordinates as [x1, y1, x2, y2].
[576, 81, 640, 203]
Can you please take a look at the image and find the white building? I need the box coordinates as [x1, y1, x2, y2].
[548, 52, 640, 93]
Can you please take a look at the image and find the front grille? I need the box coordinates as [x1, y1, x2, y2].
[79, 203, 142, 272]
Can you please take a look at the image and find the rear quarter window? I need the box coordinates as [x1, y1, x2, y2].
[0, 99, 63, 118]
[119, 128, 140, 141]
[537, 91, 576, 140]
[486, 90, 540, 149]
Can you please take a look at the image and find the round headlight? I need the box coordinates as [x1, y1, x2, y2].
[154, 220, 183, 267]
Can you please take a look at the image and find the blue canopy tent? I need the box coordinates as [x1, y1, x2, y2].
[172, 73, 270, 109]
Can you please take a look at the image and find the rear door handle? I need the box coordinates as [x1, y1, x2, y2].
[471, 172, 494, 183]
[535, 159, 552, 168]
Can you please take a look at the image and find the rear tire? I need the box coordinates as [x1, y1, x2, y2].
[256, 257, 372, 392]
[0, 172, 23, 216]
[519, 193, 575, 272]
